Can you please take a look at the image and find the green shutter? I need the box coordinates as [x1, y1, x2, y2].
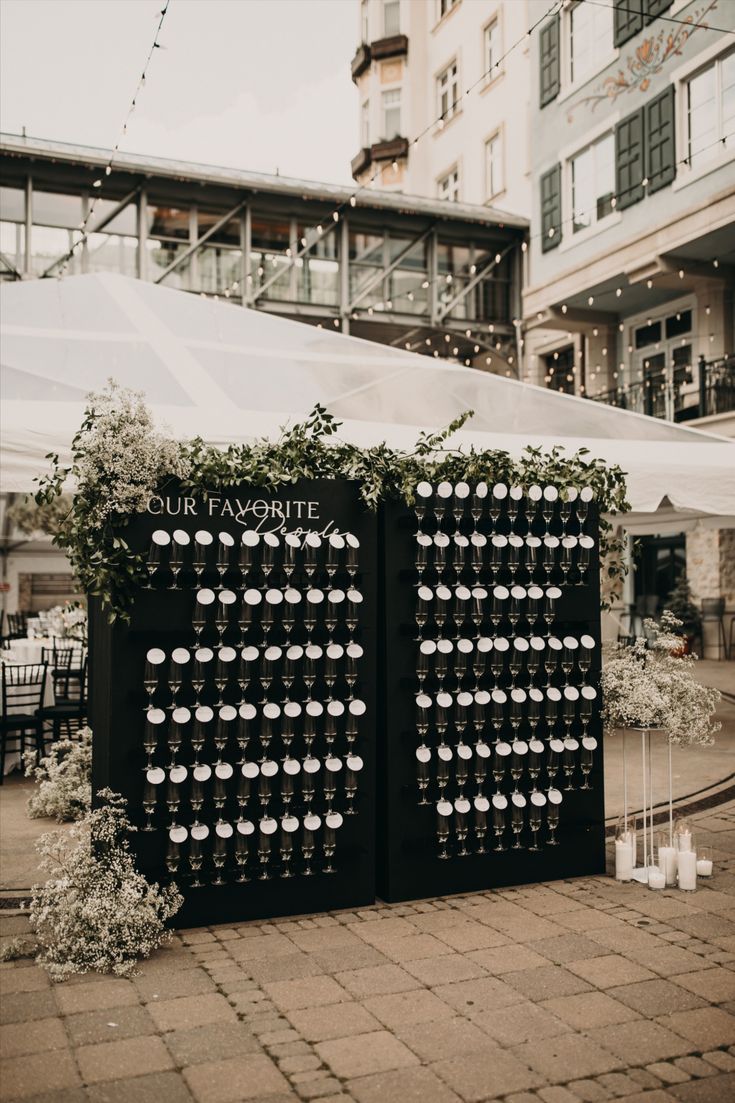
[615, 108, 646, 209]
[540, 164, 562, 253]
[645, 0, 673, 22]
[539, 15, 560, 108]
[646, 85, 676, 193]
[614, 0, 644, 46]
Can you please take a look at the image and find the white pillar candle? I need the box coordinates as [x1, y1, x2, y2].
[648, 867, 666, 890]
[615, 835, 634, 881]
[678, 850, 697, 891]
[696, 858, 713, 877]
[659, 845, 677, 887]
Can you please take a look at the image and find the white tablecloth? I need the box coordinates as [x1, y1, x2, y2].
[5, 638, 54, 664]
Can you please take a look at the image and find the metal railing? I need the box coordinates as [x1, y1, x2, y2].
[588, 355, 735, 423]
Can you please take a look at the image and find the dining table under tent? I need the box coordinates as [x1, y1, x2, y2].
[1, 272, 734, 922]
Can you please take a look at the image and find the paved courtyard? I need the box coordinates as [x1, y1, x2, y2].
[2, 796, 735, 1103]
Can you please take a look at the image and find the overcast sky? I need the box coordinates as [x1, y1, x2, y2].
[0, 0, 358, 184]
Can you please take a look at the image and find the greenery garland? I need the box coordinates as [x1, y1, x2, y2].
[36, 383, 630, 622]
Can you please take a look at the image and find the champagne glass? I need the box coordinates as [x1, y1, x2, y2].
[511, 792, 526, 849]
[194, 529, 214, 583]
[144, 647, 166, 703]
[492, 792, 508, 851]
[302, 812, 321, 875]
[235, 819, 254, 882]
[217, 530, 235, 582]
[148, 529, 170, 585]
[581, 734, 597, 789]
[529, 790, 546, 850]
[474, 794, 490, 852]
[213, 821, 233, 885]
[345, 753, 363, 814]
[547, 787, 563, 844]
[454, 796, 471, 856]
[323, 810, 343, 873]
[416, 745, 432, 804]
[279, 814, 299, 877]
[436, 798, 453, 859]
[415, 480, 434, 532]
[194, 587, 216, 642]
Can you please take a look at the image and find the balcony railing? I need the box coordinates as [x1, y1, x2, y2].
[588, 355, 735, 423]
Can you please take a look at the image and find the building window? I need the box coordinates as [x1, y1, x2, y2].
[569, 0, 612, 86]
[570, 133, 614, 232]
[361, 100, 370, 147]
[361, 0, 369, 42]
[439, 0, 458, 18]
[383, 0, 400, 36]
[437, 62, 460, 122]
[382, 89, 401, 139]
[484, 18, 500, 77]
[686, 50, 735, 169]
[438, 167, 460, 202]
[485, 132, 503, 198]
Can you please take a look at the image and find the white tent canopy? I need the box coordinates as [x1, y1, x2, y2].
[2, 273, 733, 530]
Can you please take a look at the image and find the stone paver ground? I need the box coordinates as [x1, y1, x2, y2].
[2, 800, 735, 1103]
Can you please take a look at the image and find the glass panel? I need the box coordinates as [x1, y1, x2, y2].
[382, 89, 401, 139]
[485, 134, 502, 198]
[85, 232, 138, 277]
[197, 211, 241, 246]
[383, 0, 400, 36]
[349, 230, 383, 264]
[30, 225, 83, 276]
[250, 216, 292, 300]
[296, 255, 339, 305]
[485, 20, 500, 74]
[33, 190, 83, 230]
[147, 204, 190, 240]
[665, 309, 692, 338]
[387, 234, 427, 268]
[389, 269, 428, 314]
[0, 221, 25, 272]
[570, 1, 610, 85]
[635, 321, 662, 348]
[688, 65, 717, 166]
[0, 186, 24, 223]
[145, 239, 194, 288]
[571, 134, 613, 232]
[89, 197, 137, 236]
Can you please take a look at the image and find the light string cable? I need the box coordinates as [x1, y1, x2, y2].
[210, 0, 564, 304]
[583, 0, 735, 36]
[53, 1, 171, 276]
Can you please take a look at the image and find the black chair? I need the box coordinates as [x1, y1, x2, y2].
[702, 598, 727, 660]
[37, 656, 88, 744]
[42, 643, 86, 704]
[0, 662, 47, 782]
[6, 612, 28, 640]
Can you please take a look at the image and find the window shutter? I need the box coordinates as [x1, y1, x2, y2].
[540, 164, 562, 253]
[645, 0, 673, 23]
[615, 108, 645, 209]
[646, 85, 676, 193]
[539, 15, 560, 108]
[613, 0, 644, 46]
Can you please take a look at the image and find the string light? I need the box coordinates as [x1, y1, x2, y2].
[56, 2, 170, 276]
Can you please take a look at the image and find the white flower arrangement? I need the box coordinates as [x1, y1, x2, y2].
[74, 380, 190, 522]
[25, 728, 92, 822]
[26, 789, 182, 980]
[602, 611, 721, 747]
[42, 601, 87, 642]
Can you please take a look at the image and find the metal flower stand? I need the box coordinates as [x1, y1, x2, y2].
[624, 727, 674, 885]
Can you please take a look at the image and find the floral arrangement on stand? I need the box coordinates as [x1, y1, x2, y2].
[36, 380, 630, 623]
[602, 611, 720, 746]
[5, 790, 182, 980]
[42, 600, 88, 643]
[24, 728, 92, 822]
